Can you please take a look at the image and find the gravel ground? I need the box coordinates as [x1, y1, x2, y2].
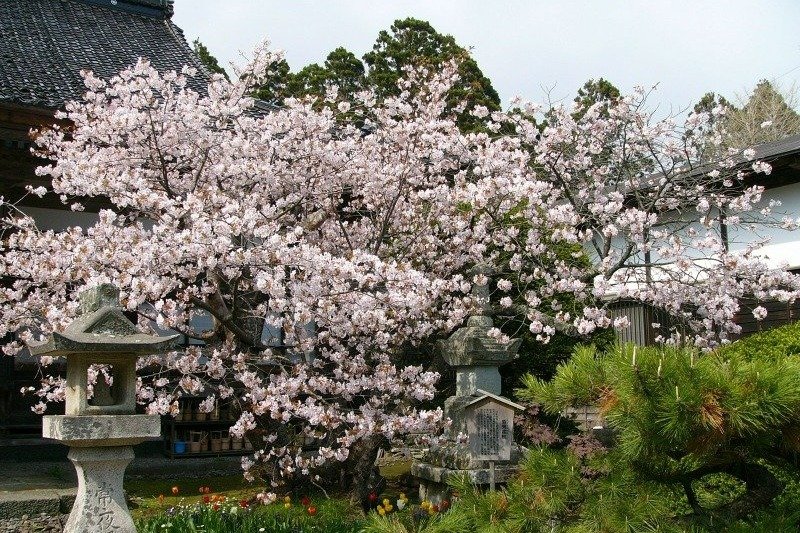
[0, 513, 67, 532]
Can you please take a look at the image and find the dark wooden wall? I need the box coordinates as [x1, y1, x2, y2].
[0, 102, 57, 199]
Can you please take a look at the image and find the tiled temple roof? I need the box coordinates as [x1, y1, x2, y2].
[0, 0, 209, 109]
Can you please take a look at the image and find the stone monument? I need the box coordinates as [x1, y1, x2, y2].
[412, 268, 525, 503]
[28, 285, 178, 533]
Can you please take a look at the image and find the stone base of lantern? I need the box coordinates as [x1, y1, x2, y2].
[64, 445, 136, 533]
[412, 441, 526, 504]
[412, 461, 522, 504]
[41, 414, 161, 533]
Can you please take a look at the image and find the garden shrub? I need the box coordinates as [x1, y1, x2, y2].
[718, 320, 800, 362]
[514, 326, 800, 529]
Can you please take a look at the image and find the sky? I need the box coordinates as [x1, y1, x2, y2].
[173, 1, 800, 113]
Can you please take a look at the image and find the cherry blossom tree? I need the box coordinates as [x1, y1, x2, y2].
[478, 93, 800, 349]
[1, 42, 798, 493]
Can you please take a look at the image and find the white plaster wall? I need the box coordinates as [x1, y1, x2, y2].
[728, 183, 800, 269]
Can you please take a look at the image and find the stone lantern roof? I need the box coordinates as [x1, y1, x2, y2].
[439, 315, 521, 367]
[28, 285, 179, 357]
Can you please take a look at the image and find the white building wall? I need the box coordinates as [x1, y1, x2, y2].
[727, 183, 800, 269]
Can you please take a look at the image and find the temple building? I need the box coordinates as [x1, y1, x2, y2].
[0, 0, 210, 439]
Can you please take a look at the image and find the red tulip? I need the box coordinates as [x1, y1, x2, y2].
[307, 505, 318, 516]
[300, 496, 311, 506]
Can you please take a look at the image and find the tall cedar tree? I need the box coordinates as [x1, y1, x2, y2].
[695, 80, 800, 150]
[289, 47, 366, 100]
[363, 18, 500, 132]
[573, 77, 620, 118]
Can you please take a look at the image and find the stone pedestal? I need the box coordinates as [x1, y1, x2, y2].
[43, 414, 161, 447]
[43, 414, 160, 532]
[65, 446, 136, 533]
[414, 463, 522, 504]
[412, 441, 526, 504]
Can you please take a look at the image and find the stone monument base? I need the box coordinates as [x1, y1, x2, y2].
[411, 461, 522, 504]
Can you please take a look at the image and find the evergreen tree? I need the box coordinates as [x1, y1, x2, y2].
[573, 77, 620, 118]
[520, 330, 800, 522]
[725, 80, 800, 148]
[288, 47, 366, 101]
[363, 17, 500, 131]
[192, 38, 228, 80]
[693, 90, 735, 116]
[252, 57, 292, 105]
[694, 81, 800, 151]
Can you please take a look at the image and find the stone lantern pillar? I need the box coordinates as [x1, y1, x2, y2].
[27, 285, 178, 533]
[411, 268, 525, 503]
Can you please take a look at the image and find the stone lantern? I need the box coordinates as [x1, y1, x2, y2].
[28, 285, 178, 533]
[412, 268, 525, 503]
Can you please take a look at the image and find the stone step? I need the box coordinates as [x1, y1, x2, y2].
[0, 488, 76, 520]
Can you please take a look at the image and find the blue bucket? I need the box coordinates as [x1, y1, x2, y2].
[174, 440, 186, 454]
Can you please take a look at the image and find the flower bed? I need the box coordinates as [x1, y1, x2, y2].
[136, 494, 362, 533]
[133, 482, 462, 533]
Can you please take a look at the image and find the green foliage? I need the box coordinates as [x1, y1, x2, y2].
[526, 342, 800, 466]
[693, 91, 735, 116]
[192, 39, 228, 80]
[363, 17, 500, 132]
[717, 320, 800, 362]
[515, 327, 800, 528]
[573, 77, 621, 118]
[360, 506, 471, 533]
[289, 47, 366, 101]
[695, 79, 800, 150]
[241, 18, 498, 131]
[252, 57, 293, 104]
[440, 450, 679, 532]
[504, 329, 616, 396]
